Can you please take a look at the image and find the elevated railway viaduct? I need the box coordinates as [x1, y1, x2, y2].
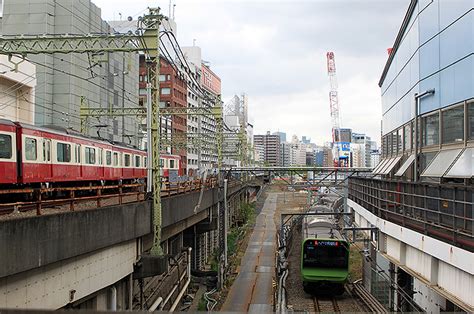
[0, 179, 259, 310]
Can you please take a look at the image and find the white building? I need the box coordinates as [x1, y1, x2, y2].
[0, 55, 36, 124]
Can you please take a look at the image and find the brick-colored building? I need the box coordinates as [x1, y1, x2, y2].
[138, 56, 187, 175]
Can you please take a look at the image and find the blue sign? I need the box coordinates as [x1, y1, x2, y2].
[340, 142, 351, 151]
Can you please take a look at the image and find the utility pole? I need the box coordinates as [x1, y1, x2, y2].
[141, 8, 165, 255]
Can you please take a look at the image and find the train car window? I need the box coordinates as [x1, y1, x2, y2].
[57, 143, 71, 162]
[169, 159, 175, 169]
[144, 157, 148, 168]
[85, 147, 96, 164]
[76, 144, 81, 163]
[135, 155, 140, 167]
[124, 154, 131, 167]
[106, 151, 112, 165]
[159, 158, 164, 167]
[113, 152, 119, 166]
[0, 134, 12, 159]
[25, 137, 37, 161]
[98, 148, 103, 165]
[43, 139, 51, 162]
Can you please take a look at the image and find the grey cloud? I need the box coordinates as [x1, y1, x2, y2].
[95, 0, 410, 144]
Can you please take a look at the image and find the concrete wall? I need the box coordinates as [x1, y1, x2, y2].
[161, 183, 244, 228]
[381, 0, 473, 134]
[0, 240, 136, 309]
[349, 199, 473, 311]
[0, 201, 151, 279]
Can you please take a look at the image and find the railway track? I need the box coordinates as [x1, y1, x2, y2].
[312, 296, 340, 313]
[350, 281, 388, 313]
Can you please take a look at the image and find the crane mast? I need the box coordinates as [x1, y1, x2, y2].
[327, 51, 341, 166]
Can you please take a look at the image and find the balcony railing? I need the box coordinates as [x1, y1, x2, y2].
[348, 177, 473, 252]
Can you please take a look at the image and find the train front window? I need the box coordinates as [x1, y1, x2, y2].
[303, 240, 348, 269]
[0, 134, 12, 159]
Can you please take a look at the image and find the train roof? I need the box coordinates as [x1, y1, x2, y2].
[0, 119, 17, 126]
[303, 216, 345, 241]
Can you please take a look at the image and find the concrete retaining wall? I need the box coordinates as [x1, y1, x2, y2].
[0, 201, 152, 278]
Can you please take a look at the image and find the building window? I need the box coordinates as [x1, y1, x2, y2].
[57, 143, 71, 162]
[420, 152, 437, 172]
[135, 155, 140, 167]
[106, 151, 112, 165]
[124, 154, 131, 167]
[469, 102, 474, 140]
[403, 123, 412, 152]
[25, 137, 37, 161]
[85, 147, 96, 164]
[422, 113, 439, 146]
[159, 74, 166, 82]
[0, 134, 12, 159]
[442, 105, 464, 144]
[161, 88, 171, 95]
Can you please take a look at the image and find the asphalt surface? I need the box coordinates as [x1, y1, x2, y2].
[222, 193, 277, 312]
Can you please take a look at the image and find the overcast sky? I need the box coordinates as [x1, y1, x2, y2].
[94, 0, 409, 146]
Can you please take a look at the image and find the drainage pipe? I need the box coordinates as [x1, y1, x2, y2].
[170, 248, 192, 312]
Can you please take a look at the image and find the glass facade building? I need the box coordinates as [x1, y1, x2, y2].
[379, 0, 473, 179]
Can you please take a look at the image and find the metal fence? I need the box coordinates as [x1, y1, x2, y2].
[348, 177, 473, 252]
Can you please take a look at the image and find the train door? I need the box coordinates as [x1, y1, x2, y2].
[43, 138, 52, 181]
[76, 144, 82, 180]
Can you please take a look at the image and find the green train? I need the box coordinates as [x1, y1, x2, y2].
[301, 214, 350, 295]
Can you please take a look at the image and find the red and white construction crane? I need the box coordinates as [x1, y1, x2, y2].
[326, 51, 342, 166]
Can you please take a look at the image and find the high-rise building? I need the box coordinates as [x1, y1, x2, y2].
[273, 131, 286, 143]
[159, 58, 188, 175]
[352, 132, 372, 167]
[254, 132, 280, 166]
[280, 142, 291, 166]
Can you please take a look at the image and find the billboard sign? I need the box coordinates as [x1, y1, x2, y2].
[336, 142, 350, 158]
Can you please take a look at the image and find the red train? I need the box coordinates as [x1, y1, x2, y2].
[0, 119, 181, 186]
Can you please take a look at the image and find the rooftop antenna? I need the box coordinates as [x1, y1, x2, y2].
[169, 0, 172, 18]
[173, 4, 176, 20]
